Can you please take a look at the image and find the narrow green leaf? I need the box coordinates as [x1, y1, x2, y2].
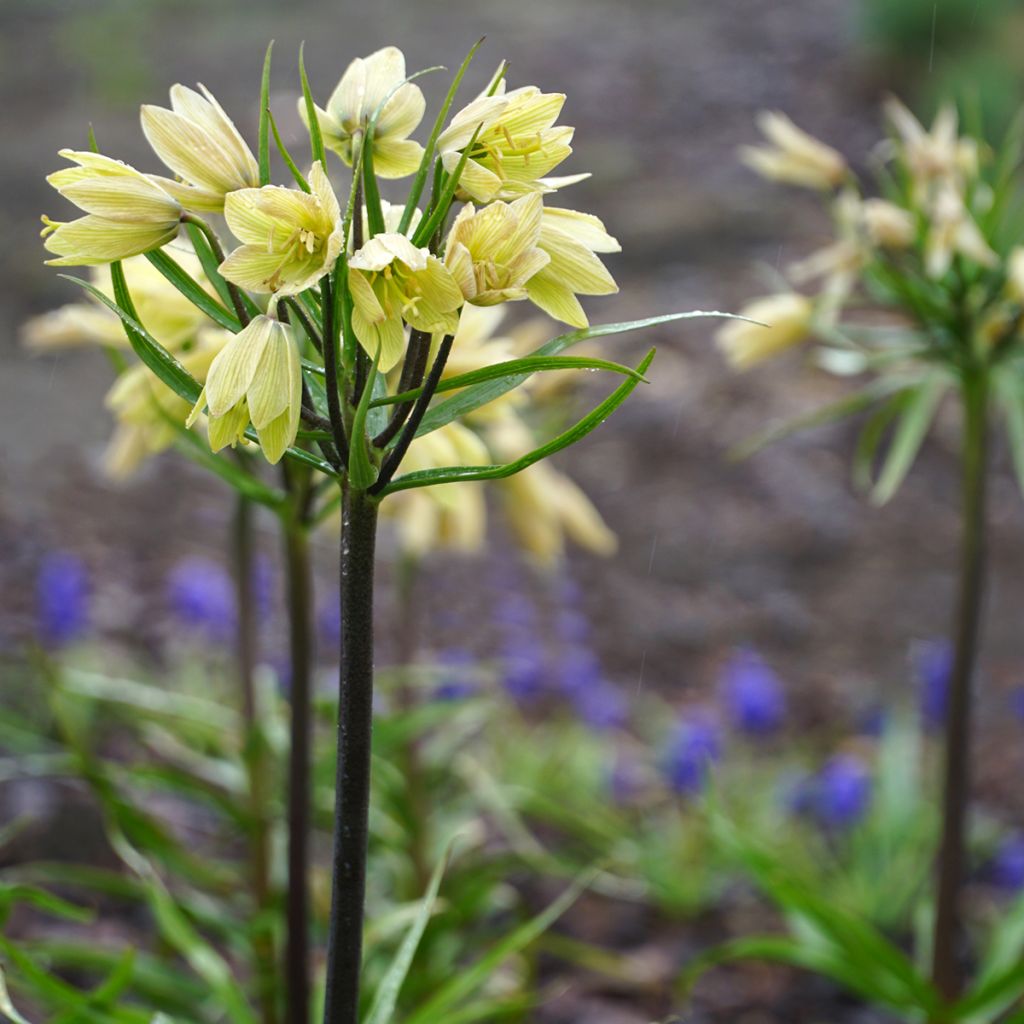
[258, 40, 274, 186]
[379, 349, 655, 495]
[399, 38, 484, 235]
[0, 950, 48, 1022]
[416, 311, 739, 438]
[853, 391, 910, 493]
[348, 346, 382, 489]
[145, 249, 240, 331]
[364, 840, 457, 1024]
[997, 371, 1024, 501]
[361, 131, 386, 239]
[174, 426, 287, 508]
[403, 871, 593, 1024]
[871, 374, 947, 505]
[269, 110, 311, 192]
[411, 125, 482, 248]
[366, 366, 390, 438]
[184, 222, 234, 310]
[371, 354, 648, 411]
[298, 43, 326, 168]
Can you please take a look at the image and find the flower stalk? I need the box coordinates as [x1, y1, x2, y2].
[931, 365, 989, 1008]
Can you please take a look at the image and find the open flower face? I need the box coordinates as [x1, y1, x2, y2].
[444, 193, 550, 307]
[438, 83, 574, 203]
[348, 232, 463, 371]
[42, 150, 182, 266]
[740, 112, 847, 191]
[142, 84, 259, 212]
[300, 46, 425, 178]
[219, 162, 344, 296]
[188, 315, 302, 464]
[526, 207, 619, 328]
[715, 293, 813, 370]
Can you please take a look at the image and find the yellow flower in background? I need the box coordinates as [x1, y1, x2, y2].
[444, 193, 549, 306]
[142, 83, 259, 212]
[924, 181, 997, 279]
[348, 232, 463, 370]
[438, 83, 574, 203]
[188, 315, 302, 464]
[22, 252, 212, 352]
[860, 198, 916, 249]
[42, 150, 181, 266]
[381, 422, 490, 557]
[220, 161, 343, 296]
[715, 293, 813, 370]
[884, 99, 979, 194]
[526, 207, 619, 327]
[486, 412, 616, 565]
[1006, 248, 1024, 303]
[300, 46, 425, 178]
[740, 112, 847, 191]
[104, 328, 228, 479]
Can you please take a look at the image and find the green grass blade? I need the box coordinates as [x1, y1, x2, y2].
[298, 42, 326, 167]
[348, 345, 382, 489]
[269, 110, 311, 192]
[144, 249, 240, 331]
[258, 40, 274, 186]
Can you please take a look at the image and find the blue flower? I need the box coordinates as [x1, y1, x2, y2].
[989, 834, 1024, 891]
[662, 715, 721, 795]
[433, 649, 479, 701]
[502, 647, 548, 704]
[166, 556, 236, 644]
[720, 647, 786, 736]
[36, 552, 90, 648]
[815, 754, 871, 828]
[571, 681, 628, 731]
[914, 639, 952, 731]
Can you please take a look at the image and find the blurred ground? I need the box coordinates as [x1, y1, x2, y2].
[5, 0, 1024, 1019]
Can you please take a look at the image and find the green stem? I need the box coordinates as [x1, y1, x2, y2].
[232, 495, 277, 1024]
[284, 513, 314, 1024]
[322, 486, 379, 1024]
[930, 366, 989, 1010]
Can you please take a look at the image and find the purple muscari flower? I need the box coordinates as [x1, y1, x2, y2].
[494, 593, 536, 635]
[36, 552, 90, 647]
[815, 755, 871, 828]
[433, 649, 479, 701]
[502, 646, 548, 704]
[989, 834, 1024, 891]
[166, 556, 236, 644]
[559, 646, 604, 698]
[662, 716, 722, 795]
[720, 647, 786, 736]
[1009, 687, 1024, 723]
[914, 639, 952, 730]
[572, 681, 628, 731]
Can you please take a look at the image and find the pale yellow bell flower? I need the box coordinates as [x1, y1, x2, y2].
[381, 422, 490, 557]
[884, 99, 978, 194]
[444, 193, 550, 307]
[438, 83, 574, 203]
[924, 181, 997, 279]
[299, 46, 425, 178]
[220, 161, 344, 296]
[22, 252, 212, 353]
[740, 112, 847, 191]
[525, 207, 620, 328]
[42, 150, 182, 266]
[348, 232, 463, 371]
[1006, 248, 1024, 303]
[141, 83, 259, 212]
[104, 328, 228, 478]
[486, 412, 616, 564]
[187, 315, 302, 464]
[860, 198, 916, 249]
[715, 293, 813, 370]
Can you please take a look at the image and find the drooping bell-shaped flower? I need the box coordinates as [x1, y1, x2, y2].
[142, 83, 259, 212]
[739, 111, 847, 191]
[187, 315, 302, 464]
[438, 82, 575, 203]
[299, 46, 425, 178]
[42, 150, 182, 266]
[348, 232, 463, 371]
[715, 292, 813, 370]
[219, 161, 344, 296]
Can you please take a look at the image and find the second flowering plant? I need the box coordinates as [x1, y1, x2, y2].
[37, 39, 728, 1023]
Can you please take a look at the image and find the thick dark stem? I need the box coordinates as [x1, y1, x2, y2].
[372, 329, 432, 449]
[369, 334, 454, 496]
[284, 520, 314, 1024]
[233, 496, 277, 1024]
[322, 487, 378, 1024]
[930, 368, 989, 1009]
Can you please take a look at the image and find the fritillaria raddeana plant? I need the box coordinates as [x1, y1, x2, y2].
[37, 40, 724, 1022]
[711, 102, 1024, 1018]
